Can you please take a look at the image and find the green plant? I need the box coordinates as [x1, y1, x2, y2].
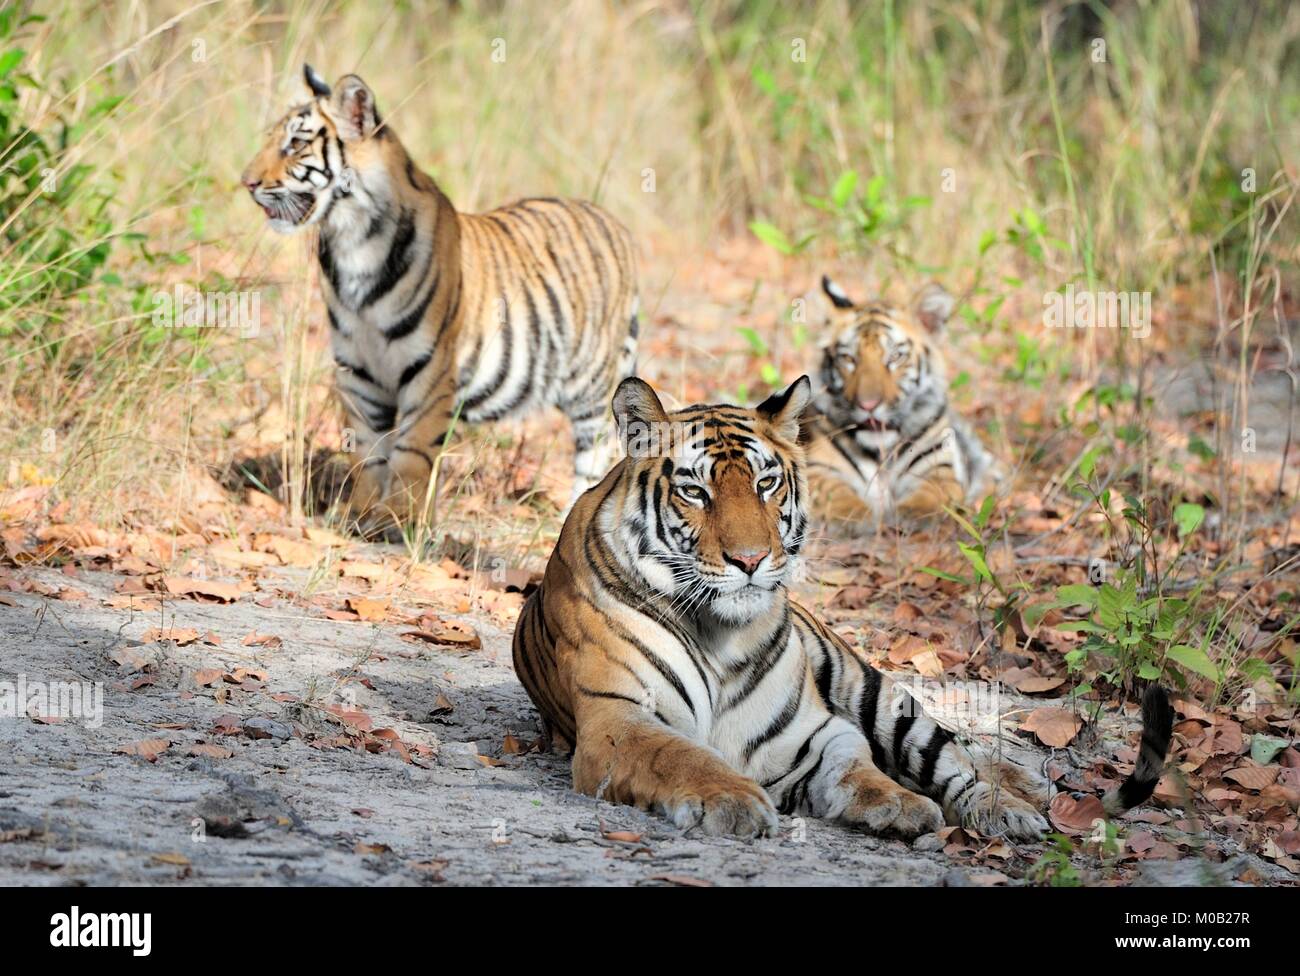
[1027, 833, 1082, 887]
[0, 12, 119, 331]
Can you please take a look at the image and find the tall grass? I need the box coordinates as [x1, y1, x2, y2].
[0, 0, 1295, 535]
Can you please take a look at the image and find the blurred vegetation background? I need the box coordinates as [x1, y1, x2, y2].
[0, 0, 1296, 523]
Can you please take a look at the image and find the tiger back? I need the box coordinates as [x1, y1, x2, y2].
[512, 375, 1174, 839]
[804, 276, 999, 532]
[240, 65, 639, 531]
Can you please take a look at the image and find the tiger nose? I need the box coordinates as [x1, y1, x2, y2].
[858, 398, 881, 412]
[724, 549, 769, 575]
[241, 172, 261, 192]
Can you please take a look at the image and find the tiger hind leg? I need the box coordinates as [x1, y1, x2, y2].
[566, 409, 615, 507]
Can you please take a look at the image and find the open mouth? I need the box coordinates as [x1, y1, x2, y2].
[856, 416, 895, 432]
[254, 191, 317, 226]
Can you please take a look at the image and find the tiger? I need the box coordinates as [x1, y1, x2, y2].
[803, 275, 1000, 532]
[511, 375, 1173, 839]
[240, 65, 639, 530]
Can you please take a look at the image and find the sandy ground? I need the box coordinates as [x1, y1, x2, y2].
[3, 557, 1283, 888]
[1, 562, 963, 887]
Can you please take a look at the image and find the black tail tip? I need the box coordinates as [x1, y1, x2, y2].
[1142, 684, 1174, 738]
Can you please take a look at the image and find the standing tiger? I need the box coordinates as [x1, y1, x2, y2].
[512, 375, 1173, 838]
[804, 276, 1000, 531]
[240, 65, 639, 529]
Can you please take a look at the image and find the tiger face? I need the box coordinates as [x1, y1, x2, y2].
[610, 376, 811, 625]
[240, 64, 382, 233]
[816, 277, 955, 441]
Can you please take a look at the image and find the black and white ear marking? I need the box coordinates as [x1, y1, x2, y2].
[915, 282, 955, 333]
[757, 375, 813, 443]
[303, 63, 332, 98]
[330, 74, 380, 141]
[612, 376, 670, 443]
[822, 275, 855, 310]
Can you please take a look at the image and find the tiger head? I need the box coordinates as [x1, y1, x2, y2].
[609, 376, 812, 625]
[240, 64, 388, 233]
[815, 277, 956, 440]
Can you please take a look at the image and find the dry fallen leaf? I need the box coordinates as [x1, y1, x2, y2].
[193, 669, 224, 687]
[1014, 675, 1066, 694]
[141, 627, 200, 646]
[241, 632, 283, 649]
[1049, 792, 1106, 833]
[1020, 707, 1083, 748]
[347, 596, 391, 622]
[911, 648, 945, 678]
[186, 743, 234, 759]
[402, 622, 481, 650]
[162, 576, 244, 603]
[648, 874, 713, 887]
[115, 738, 170, 762]
[1224, 765, 1279, 791]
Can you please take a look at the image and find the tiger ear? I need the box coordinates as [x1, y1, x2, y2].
[821, 275, 856, 310]
[612, 377, 669, 442]
[303, 63, 331, 98]
[329, 74, 380, 141]
[914, 282, 955, 334]
[756, 375, 812, 443]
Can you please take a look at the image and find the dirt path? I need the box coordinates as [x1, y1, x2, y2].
[1, 562, 965, 887]
[3, 546, 1287, 887]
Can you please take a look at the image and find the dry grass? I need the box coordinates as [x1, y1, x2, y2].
[0, 0, 1296, 552]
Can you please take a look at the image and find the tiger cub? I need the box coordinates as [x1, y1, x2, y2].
[804, 276, 999, 531]
[512, 375, 1173, 839]
[241, 65, 639, 530]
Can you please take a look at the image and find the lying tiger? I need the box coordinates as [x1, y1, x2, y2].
[804, 276, 1000, 531]
[512, 375, 1173, 839]
[240, 65, 639, 529]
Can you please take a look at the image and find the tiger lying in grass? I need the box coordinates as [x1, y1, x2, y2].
[803, 276, 1001, 531]
[512, 375, 1173, 839]
[240, 65, 639, 531]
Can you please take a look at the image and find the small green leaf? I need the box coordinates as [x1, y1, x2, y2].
[1167, 643, 1219, 681]
[918, 566, 969, 585]
[958, 542, 992, 584]
[735, 327, 768, 356]
[1250, 734, 1289, 765]
[0, 48, 25, 78]
[1055, 584, 1099, 608]
[830, 170, 858, 209]
[748, 220, 792, 255]
[1187, 435, 1216, 460]
[1173, 502, 1205, 538]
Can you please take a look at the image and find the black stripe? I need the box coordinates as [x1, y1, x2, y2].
[917, 725, 956, 789]
[398, 352, 433, 390]
[381, 278, 436, 341]
[359, 208, 417, 309]
[857, 667, 887, 769]
[743, 682, 802, 761]
[891, 711, 917, 777]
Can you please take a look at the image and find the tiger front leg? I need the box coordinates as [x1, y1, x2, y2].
[777, 715, 944, 839]
[572, 700, 777, 838]
[376, 350, 460, 529]
[335, 381, 396, 531]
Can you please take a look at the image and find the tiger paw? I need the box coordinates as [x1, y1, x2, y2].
[661, 781, 778, 839]
[961, 783, 1048, 842]
[856, 789, 944, 839]
[838, 766, 945, 838]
